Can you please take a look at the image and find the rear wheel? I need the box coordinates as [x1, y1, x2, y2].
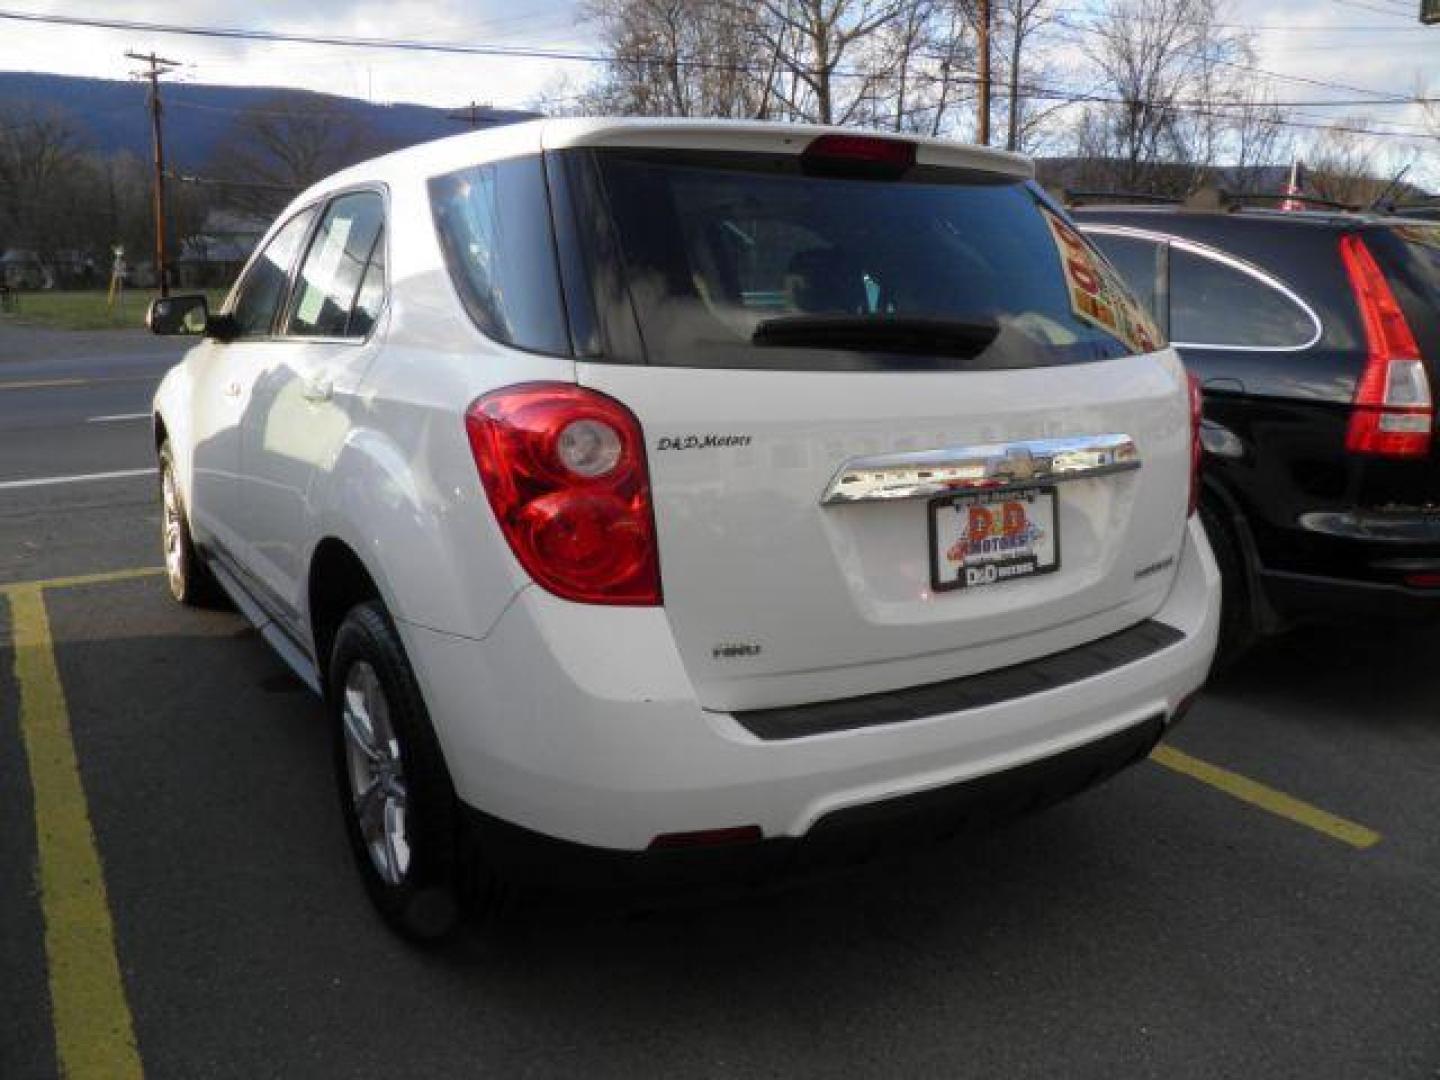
[1199, 500, 1256, 670]
[330, 600, 489, 941]
[158, 442, 222, 607]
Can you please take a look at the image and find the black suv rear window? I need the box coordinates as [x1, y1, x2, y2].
[1389, 222, 1440, 300]
[580, 149, 1162, 371]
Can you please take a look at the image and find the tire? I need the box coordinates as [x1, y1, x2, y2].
[1199, 500, 1256, 671]
[329, 600, 484, 942]
[158, 442, 223, 607]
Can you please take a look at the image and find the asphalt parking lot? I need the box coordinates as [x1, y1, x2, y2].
[3, 326, 1439, 1079]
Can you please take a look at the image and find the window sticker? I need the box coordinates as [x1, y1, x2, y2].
[296, 216, 354, 327]
[1041, 208, 1163, 355]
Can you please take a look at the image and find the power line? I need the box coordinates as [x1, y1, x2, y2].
[2, 7, 1435, 147]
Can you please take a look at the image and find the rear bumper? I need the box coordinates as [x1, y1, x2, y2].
[462, 712, 1168, 893]
[1258, 509, 1440, 623]
[400, 516, 1218, 853]
[1262, 568, 1440, 623]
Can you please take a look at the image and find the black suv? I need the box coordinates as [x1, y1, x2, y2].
[1074, 203, 1440, 659]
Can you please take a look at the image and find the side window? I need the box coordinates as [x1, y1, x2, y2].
[1090, 234, 1164, 328]
[287, 192, 386, 339]
[428, 156, 569, 355]
[229, 208, 316, 338]
[1170, 247, 1317, 349]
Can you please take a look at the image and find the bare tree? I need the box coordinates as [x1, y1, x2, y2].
[0, 102, 96, 279]
[995, 0, 1051, 151]
[1075, 0, 1256, 193]
[748, 0, 907, 125]
[209, 93, 388, 214]
[583, 0, 767, 116]
[1304, 122, 1399, 207]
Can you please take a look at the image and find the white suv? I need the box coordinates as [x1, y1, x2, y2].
[149, 118, 1219, 939]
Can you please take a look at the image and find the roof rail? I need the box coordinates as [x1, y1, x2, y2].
[1387, 196, 1440, 210]
[1213, 190, 1359, 213]
[1062, 189, 1183, 208]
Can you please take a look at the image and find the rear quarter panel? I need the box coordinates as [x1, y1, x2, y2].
[306, 175, 577, 642]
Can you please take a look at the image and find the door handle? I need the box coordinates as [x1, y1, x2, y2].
[301, 376, 334, 403]
[223, 380, 241, 399]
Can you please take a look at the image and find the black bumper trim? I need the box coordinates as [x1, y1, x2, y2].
[461, 712, 1168, 896]
[733, 619, 1184, 741]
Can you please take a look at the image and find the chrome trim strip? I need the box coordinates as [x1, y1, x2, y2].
[820, 434, 1141, 505]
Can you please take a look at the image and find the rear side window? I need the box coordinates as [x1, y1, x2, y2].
[1170, 247, 1317, 349]
[287, 192, 386, 339]
[578, 149, 1162, 371]
[229, 208, 316, 339]
[428, 156, 569, 355]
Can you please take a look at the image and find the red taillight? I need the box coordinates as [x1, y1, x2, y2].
[801, 133, 915, 176]
[1187, 370, 1204, 517]
[1339, 233, 1432, 459]
[465, 383, 661, 605]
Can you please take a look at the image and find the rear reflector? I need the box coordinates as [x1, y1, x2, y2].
[648, 826, 763, 850]
[802, 134, 916, 175]
[1405, 572, 1440, 589]
[1339, 234, 1432, 459]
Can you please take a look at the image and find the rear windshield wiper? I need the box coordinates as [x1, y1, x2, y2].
[751, 315, 1000, 357]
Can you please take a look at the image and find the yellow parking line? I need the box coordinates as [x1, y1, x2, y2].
[0, 566, 163, 596]
[1151, 743, 1382, 850]
[6, 585, 143, 1078]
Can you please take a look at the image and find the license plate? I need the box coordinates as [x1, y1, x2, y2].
[929, 487, 1060, 592]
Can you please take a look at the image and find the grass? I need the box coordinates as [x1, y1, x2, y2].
[0, 289, 229, 332]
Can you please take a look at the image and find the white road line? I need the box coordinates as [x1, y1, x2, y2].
[85, 413, 150, 424]
[0, 469, 154, 492]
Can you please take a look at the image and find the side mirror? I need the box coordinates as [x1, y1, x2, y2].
[147, 294, 210, 337]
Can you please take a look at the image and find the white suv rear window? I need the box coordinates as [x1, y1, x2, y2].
[581, 149, 1160, 371]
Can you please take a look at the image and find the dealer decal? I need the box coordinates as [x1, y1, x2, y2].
[656, 434, 753, 451]
[1041, 208, 1164, 356]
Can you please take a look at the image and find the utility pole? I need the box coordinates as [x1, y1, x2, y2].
[126, 50, 179, 297]
[976, 0, 992, 146]
[446, 101, 488, 129]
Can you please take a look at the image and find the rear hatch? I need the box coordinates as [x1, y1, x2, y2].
[551, 130, 1192, 712]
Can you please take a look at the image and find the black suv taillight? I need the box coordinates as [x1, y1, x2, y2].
[1339, 233, 1433, 459]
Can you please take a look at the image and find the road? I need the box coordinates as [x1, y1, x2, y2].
[2, 326, 1438, 1079]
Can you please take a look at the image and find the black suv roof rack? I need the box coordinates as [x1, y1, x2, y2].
[1212, 191, 1359, 212]
[1062, 188, 1363, 214]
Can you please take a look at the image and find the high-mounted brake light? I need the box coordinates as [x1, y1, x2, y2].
[1339, 233, 1432, 459]
[465, 383, 661, 606]
[1187, 370, 1204, 518]
[802, 133, 916, 172]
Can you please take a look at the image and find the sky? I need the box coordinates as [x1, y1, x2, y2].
[0, 0, 1435, 179]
